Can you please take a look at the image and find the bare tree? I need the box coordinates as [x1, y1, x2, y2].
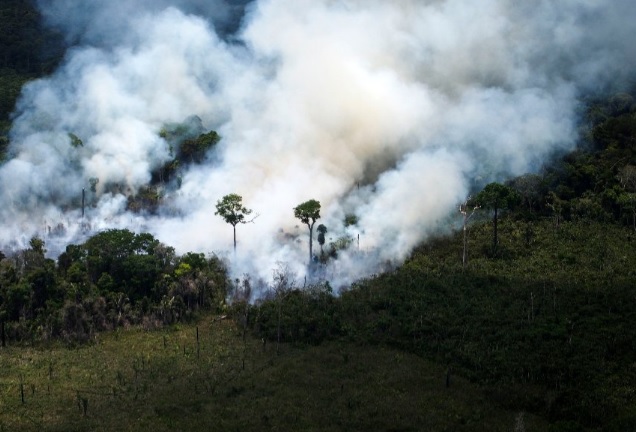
[272, 262, 296, 355]
[459, 198, 479, 269]
[233, 274, 252, 370]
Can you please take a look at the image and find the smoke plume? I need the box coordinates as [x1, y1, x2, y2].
[2, 0, 635, 285]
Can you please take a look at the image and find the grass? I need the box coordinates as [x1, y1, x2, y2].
[0, 316, 242, 431]
[0, 315, 550, 431]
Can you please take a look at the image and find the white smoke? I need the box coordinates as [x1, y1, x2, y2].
[2, 0, 635, 285]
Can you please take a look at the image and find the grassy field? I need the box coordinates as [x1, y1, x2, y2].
[0, 315, 549, 431]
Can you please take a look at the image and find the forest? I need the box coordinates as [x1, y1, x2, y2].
[1, 1, 636, 431]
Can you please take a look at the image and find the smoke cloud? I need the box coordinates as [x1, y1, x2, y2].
[2, 0, 635, 285]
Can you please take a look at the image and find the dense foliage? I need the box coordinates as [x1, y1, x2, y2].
[0, 229, 229, 345]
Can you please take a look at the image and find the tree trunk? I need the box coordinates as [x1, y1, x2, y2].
[276, 300, 282, 355]
[493, 206, 499, 253]
[308, 223, 315, 263]
[462, 223, 468, 269]
[233, 224, 237, 252]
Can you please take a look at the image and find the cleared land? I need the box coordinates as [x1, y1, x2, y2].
[0, 316, 547, 432]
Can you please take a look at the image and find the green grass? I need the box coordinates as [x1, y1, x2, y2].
[0, 315, 549, 431]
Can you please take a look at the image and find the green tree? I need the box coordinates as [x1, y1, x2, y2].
[215, 194, 256, 252]
[57, 244, 86, 277]
[83, 229, 161, 293]
[14, 236, 46, 277]
[508, 173, 543, 212]
[475, 183, 519, 253]
[294, 199, 321, 263]
[344, 214, 358, 227]
[179, 130, 220, 163]
[0, 259, 21, 332]
[121, 253, 162, 301]
[547, 191, 566, 228]
[617, 192, 636, 231]
[27, 259, 60, 313]
[68, 133, 83, 148]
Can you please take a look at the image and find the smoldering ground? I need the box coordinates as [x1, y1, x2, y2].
[2, 0, 635, 286]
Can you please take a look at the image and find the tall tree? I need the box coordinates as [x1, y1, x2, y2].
[294, 199, 321, 263]
[459, 198, 479, 269]
[475, 183, 519, 253]
[215, 194, 255, 252]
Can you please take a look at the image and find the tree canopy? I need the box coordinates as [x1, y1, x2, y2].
[215, 193, 255, 251]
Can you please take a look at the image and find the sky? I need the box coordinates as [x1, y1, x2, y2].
[2, 0, 635, 286]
